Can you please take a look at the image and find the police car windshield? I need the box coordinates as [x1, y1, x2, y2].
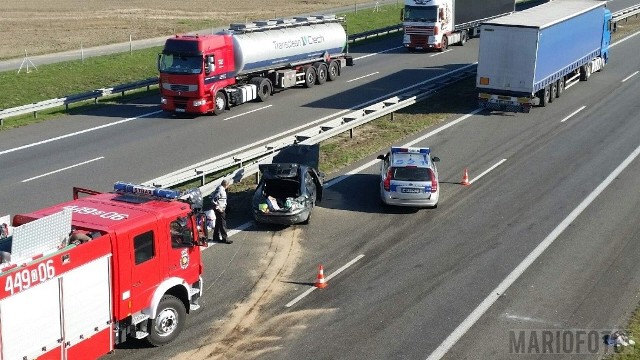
[393, 167, 430, 181]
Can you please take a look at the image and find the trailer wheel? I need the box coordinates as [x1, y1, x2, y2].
[147, 295, 186, 347]
[213, 91, 226, 115]
[538, 86, 550, 107]
[549, 82, 557, 103]
[250, 77, 272, 102]
[327, 61, 340, 81]
[580, 63, 592, 81]
[459, 30, 467, 46]
[303, 66, 316, 88]
[556, 78, 564, 98]
[313, 63, 328, 85]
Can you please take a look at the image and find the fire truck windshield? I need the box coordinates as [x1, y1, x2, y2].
[159, 54, 202, 74]
[404, 6, 438, 22]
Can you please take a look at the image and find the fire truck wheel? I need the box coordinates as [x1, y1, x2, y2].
[147, 295, 186, 347]
[213, 91, 226, 115]
[303, 66, 316, 88]
[313, 63, 328, 85]
[327, 60, 339, 81]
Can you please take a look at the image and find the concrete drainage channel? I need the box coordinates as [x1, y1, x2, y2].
[145, 64, 478, 196]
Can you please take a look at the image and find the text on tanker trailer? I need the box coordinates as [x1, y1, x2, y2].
[158, 15, 353, 115]
[401, 0, 515, 51]
[0, 183, 208, 359]
[476, 0, 611, 112]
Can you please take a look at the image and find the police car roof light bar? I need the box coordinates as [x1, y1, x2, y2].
[391, 147, 430, 154]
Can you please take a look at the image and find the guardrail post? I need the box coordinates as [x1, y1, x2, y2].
[196, 170, 205, 186]
[391, 112, 395, 121]
[1, 119, 3, 126]
[349, 128, 353, 139]
[255, 171, 260, 185]
[33, 111, 37, 119]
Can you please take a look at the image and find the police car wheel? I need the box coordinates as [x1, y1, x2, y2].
[147, 295, 186, 347]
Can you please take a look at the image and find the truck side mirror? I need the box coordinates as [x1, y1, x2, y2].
[157, 54, 162, 71]
[205, 56, 215, 75]
[400, 8, 404, 21]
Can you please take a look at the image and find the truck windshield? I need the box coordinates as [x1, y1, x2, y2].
[404, 6, 438, 22]
[159, 54, 202, 74]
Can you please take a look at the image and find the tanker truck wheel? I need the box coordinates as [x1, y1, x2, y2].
[327, 61, 340, 81]
[147, 295, 186, 346]
[250, 77, 272, 102]
[313, 63, 328, 85]
[213, 91, 226, 115]
[303, 66, 316, 88]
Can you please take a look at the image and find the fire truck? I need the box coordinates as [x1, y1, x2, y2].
[0, 182, 209, 359]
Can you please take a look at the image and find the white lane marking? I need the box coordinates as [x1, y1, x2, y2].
[285, 254, 365, 308]
[622, 70, 639, 83]
[425, 142, 640, 360]
[469, 159, 507, 184]
[430, 49, 452, 57]
[223, 105, 272, 121]
[564, 73, 581, 90]
[325, 108, 483, 188]
[148, 63, 478, 184]
[353, 46, 404, 60]
[0, 110, 163, 157]
[560, 106, 586, 123]
[346, 72, 380, 83]
[611, 28, 640, 47]
[22, 157, 104, 183]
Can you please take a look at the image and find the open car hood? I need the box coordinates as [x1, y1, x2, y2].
[273, 144, 319, 170]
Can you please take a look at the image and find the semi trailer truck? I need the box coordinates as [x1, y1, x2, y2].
[476, 0, 612, 113]
[401, 0, 515, 51]
[158, 15, 353, 115]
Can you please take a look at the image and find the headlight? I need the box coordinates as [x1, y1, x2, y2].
[193, 99, 206, 107]
[160, 97, 168, 104]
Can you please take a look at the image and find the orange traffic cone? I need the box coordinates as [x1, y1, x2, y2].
[461, 168, 471, 186]
[314, 265, 328, 289]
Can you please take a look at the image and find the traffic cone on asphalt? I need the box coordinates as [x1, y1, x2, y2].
[314, 265, 328, 289]
[461, 168, 471, 186]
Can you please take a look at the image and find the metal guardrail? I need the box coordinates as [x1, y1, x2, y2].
[146, 64, 478, 196]
[612, 4, 640, 31]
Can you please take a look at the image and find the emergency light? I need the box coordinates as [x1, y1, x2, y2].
[113, 182, 181, 200]
[391, 147, 430, 155]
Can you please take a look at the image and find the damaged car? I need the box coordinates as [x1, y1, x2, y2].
[252, 144, 323, 225]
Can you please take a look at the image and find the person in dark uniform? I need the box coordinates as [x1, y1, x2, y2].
[212, 180, 232, 244]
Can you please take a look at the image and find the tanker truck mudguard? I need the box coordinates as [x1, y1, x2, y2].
[158, 15, 354, 115]
[0, 182, 209, 359]
[476, 0, 611, 113]
[401, 0, 515, 52]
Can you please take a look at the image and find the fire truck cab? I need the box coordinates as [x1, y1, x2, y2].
[0, 182, 208, 359]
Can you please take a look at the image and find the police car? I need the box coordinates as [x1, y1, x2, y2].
[376, 147, 440, 208]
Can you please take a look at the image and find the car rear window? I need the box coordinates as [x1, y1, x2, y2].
[392, 167, 431, 181]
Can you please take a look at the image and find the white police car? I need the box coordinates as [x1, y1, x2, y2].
[376, 147, 440, 208]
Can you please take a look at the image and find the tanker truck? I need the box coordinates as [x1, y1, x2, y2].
[158, 15, 353, 115]
[401, 0, 515, 52]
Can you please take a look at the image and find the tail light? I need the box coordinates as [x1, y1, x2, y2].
[429, 169, 437, 193]
[383, 168, 393, 191]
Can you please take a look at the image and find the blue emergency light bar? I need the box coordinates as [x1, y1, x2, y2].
[113, 182, 181, 200]
[391, 147, 430, 155]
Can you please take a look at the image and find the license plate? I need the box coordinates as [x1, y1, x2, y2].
[497, 99, 512, 105]
[401, 188, 421, 194]
[175, 108, 185, 113]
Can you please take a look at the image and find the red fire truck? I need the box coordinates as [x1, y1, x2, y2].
[0, 182, 208, 359]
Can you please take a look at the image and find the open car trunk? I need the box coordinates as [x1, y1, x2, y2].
[259, 178, 302, 212]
